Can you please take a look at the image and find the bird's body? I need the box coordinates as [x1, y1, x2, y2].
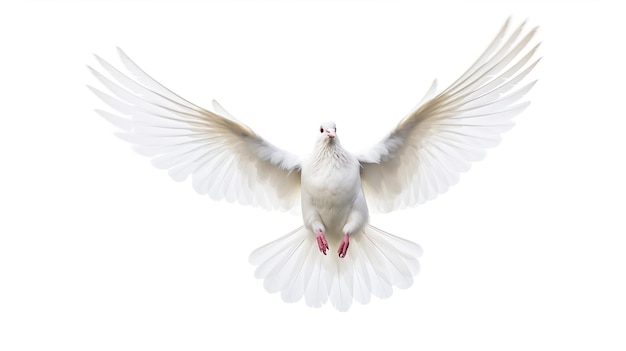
[301, 122, 368, 257]
[89, 18, 540, 311]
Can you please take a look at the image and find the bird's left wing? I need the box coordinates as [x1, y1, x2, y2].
[89, 49, 301, 211]
[358, 19, 540, 213]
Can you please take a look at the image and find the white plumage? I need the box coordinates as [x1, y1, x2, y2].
[89, 18, 540, 311]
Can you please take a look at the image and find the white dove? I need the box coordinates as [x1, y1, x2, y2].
[89, 18, 540, 311]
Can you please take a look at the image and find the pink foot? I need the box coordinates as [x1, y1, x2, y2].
[337, 234, 350, 258]
[316, 230, 329, 255]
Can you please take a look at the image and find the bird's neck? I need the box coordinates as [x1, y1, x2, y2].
[313, 140, 350, 168]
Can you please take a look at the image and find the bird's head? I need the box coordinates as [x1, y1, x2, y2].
[318, 121, 338, 142]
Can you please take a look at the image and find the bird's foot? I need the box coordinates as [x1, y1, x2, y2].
[316, 230, 329, 255]
[337, 234, 350, 258]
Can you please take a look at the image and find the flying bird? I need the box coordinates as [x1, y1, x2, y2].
[89, 18, 540, 311]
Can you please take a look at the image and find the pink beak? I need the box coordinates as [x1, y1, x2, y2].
[327, 131, 336, 139]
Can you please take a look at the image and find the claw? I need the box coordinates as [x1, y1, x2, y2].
[316, 230, 329, 255]
[337, 234, 350, 258]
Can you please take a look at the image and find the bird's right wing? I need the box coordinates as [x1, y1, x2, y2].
[358, 19, 540, 213]
[89, 49, 302, 211]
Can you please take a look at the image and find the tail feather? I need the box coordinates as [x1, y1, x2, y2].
[249, 224, 422, 311]
[304, 253, 329, 308]
[250, 227, 309, 294]
[250, 227, 303, 278]
[329, 259, 355, 311]
[352, 264, 372, 305]
[358, 225, 422, 289]
[281, 241, 315, 303]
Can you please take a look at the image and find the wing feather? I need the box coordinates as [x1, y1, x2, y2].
[90, 50, 302, 211]
[359, 19, 540, 212]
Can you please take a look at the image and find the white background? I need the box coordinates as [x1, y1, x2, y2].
[2, 1, 625, 350]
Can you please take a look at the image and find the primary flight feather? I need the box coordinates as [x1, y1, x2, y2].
[89, 18, 540, 311]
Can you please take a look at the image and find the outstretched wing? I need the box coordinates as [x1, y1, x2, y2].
[358, 19, 540, 213]
[89, 49, 301, 211]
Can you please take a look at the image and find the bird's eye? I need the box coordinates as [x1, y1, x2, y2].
[320, 127, 324, 133]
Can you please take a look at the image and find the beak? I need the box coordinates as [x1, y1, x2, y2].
[327, 130, 336, 139]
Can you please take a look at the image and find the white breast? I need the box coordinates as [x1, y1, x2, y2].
[301, 149, 365, 232]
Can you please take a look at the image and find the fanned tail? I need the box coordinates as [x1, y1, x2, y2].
[249, 225, 422, 311]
